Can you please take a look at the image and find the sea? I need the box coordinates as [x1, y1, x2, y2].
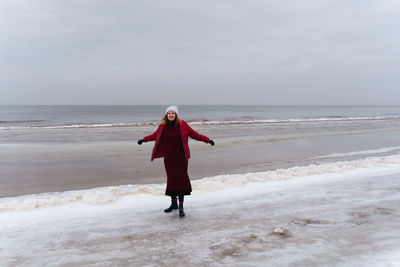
[1, 105, 400, 142]
[1, 105, 400, 266]
[0, 105, 400, 135]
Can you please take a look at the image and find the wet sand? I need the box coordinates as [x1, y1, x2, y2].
[1, 129, 400, 197]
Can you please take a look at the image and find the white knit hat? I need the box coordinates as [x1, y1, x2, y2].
[166, 105, 179, 115]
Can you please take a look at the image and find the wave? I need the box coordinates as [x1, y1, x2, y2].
[313, 146, 400, 160]
[1, 115, 399, 130]
[0, 122, 159, 130]
[0, 120, 46, 124]
[189, 116, 400, 125]
[1, 154, 400, 212]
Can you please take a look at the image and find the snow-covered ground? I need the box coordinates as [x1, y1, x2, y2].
[1, 155, 400, 266]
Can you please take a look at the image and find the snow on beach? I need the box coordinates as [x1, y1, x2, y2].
[1, 155, 400, 266]
[1, 154, 400, 212]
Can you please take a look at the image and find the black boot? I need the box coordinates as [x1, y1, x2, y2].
[164, 200, 178, 213]
[179, 203, 185, 217]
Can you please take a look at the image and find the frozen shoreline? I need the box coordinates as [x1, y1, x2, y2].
[1, 155, 400, 266]
[2, 153, 400, 211]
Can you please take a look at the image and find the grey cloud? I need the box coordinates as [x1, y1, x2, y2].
[1, 0, 400, 104]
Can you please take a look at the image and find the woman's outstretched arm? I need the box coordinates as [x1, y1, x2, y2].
[138, 124, 162, 144]
[185, 121, 214, 145]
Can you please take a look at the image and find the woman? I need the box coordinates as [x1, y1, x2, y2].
[137, 105, 214, 217]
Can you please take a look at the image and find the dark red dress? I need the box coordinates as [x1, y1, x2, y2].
[162, 122, 192, 196]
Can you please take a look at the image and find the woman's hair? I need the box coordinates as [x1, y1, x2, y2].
[161, 112, 180, 126]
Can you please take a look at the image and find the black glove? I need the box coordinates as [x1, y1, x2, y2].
[137, 139, 145, 145]
[209, 139, 215, 146]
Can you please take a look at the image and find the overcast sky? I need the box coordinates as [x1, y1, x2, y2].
[1, 0, 399, 105]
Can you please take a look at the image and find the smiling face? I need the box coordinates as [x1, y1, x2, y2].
[167, 111, 176, 122]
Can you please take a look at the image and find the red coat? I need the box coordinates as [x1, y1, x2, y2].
[144, 119, 210, 161]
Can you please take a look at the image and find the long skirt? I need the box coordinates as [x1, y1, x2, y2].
[164, 152, 192, 196]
